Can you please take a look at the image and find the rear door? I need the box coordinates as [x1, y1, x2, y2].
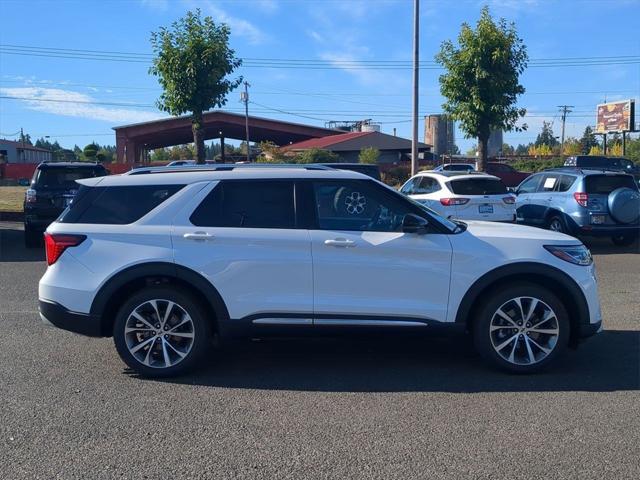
[172, 179, 313, 323]
[584, 174, 639, 225]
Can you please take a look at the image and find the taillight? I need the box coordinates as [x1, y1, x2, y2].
[26, 189, 37, 203]
[502, 196, 516, 204]
[440, 198, 470, 206]
[44, 233, 86, 266]
[574, 192, 588, 207]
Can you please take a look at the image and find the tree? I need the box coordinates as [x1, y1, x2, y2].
[535, 121, 558, 147]
[580, 126, 599, 154]
[435, 6, 527, 171]
[528, 144, 552, 156]
[562, 137, 582, 156]
[83, 143, 99, 160]
[19, 131, 32, 145]
[515, 143, 530, 155]
[294, 148, 339, 164]
[150, 9, 242, 164]
[589, 145, 603, 156]
[502, 143, 515, 155]
[358, 147, 379, 164]
[466, 144, 478, 156]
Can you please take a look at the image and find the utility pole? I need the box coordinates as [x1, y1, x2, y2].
[557, 105, 573, 156]
[411, 0, 420, 175]
[241, 81, 251, 163]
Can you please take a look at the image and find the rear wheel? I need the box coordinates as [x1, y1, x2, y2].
[473, 283, 569, 373]
[113, 286, 211, 378]
[611, 233, 637, 247]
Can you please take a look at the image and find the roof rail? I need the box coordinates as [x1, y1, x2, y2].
[124, 163, 333, 175]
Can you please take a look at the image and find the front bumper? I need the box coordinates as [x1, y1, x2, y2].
[39, 299, 103, 337]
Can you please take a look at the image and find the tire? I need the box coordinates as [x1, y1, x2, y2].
[547, 215, 565, 234]
[473, 283, 570, 373]
[24, 225, 40, 248]
[113, 286, 212, 378]
[611, 233, 637, 247]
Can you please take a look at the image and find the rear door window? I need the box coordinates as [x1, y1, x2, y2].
[585, 175, 637, 194]
[190, 180, 296, 228]
[447, 178, 507, 195]
[59, 185, 183, 224]
[540, 174, 561, 192]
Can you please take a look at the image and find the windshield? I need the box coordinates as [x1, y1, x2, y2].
[35, 167, 106, 188]
[447, 178, 508, 195]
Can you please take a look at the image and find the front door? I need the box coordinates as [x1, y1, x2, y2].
[308, 179, 452, 324]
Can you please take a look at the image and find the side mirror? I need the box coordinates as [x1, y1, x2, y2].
[402, 213, 429, 234]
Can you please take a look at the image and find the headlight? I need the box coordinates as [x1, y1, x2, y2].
[544, 244, 593, 266]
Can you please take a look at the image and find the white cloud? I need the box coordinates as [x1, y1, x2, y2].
[0, 87, 163, 124]
[306, 29, 324, 43]
[255, 0, 278, 13]
[140, 0, 169, 11]
[185, 0, 266, 44]
[319, 50, 406, 89]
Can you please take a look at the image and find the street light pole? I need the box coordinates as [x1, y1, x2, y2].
[411, 0, 420, 176]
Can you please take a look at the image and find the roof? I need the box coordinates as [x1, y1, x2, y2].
[283, 130, 431, 152]
[416, 171, 500, 180]
[0, 139, 51, 153]
[37, 162, 105, 168]
[78, 166, 368, 187]
[112, 110, 341, 150]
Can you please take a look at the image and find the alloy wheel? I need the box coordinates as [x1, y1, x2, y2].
[489, 296, 560, 366]
[549, 218, 563, 232]
[124, 299, 195, 369]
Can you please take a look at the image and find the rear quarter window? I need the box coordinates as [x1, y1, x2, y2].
[59, 184, 184, 224]
[447, 178, 507, 195]
[584, 175, 637, 194]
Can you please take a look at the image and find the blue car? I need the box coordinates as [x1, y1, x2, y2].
[514, 168, 640, 246]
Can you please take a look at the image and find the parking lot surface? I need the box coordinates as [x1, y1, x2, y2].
[1, 221, 638, 479]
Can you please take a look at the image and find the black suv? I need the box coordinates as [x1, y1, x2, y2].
[564, 156, 639, 183]
[24, 162, 108, 246]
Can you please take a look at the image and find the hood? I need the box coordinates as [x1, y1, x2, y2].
[462, 220, 580, 244]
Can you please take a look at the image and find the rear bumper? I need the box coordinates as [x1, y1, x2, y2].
[39, 299, 103, 337]
[576, 224, 640, 237]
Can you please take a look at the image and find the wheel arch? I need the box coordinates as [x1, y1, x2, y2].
[90, 262, 230, 337]
[454, 262, 590, 347]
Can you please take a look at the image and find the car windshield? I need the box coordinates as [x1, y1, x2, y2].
[35, 167, 106, 188]
[585, 174, 637, 194]
[447, 178, 508, 195]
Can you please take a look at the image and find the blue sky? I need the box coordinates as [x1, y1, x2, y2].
[1, 0, 639, 153]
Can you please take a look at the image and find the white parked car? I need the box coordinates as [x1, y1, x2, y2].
[400, 171, 516, 222]
[39, 166, 601, 377]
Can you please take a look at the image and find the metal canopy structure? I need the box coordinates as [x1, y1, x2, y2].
[113, 110, 341, 163]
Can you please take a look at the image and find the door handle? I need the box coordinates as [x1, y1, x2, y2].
[183, 232, 214, 241]
[324, 238, 356, 248]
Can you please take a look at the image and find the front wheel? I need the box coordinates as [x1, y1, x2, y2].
[473, 283, 569, 373]
[113, 286, 211, 378]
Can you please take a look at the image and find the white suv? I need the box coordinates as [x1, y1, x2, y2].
[400, 171, 516, 222]
[39, 166, 602, 377]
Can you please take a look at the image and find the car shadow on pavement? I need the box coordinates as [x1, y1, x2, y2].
[0, 225, 45, 262]
[584, 237, 639, 255]
[148, 330, 639, 393]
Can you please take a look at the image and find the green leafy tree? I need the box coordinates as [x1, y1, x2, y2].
[502, 143, 515, 155]
[580, 126, 599, 154]
[83, 143, 100, 160]
[435, 6, 528, 171]
[466, 144, 478, 156]
[358, 147, 380, 164]
[150, 9, 242, 164]
[535, 121, 558, 147]
[294, 148, 339, 164]
[625, 137, 640, 163]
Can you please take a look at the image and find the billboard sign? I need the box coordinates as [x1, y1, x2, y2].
[596, 100, 635, 133]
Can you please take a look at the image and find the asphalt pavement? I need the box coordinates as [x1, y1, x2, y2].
[1, 221, 638, 479]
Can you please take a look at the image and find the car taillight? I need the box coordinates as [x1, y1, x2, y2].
[44, 233, 86, 266]
[440, 198, 470, 206]
[502, 196, 516, 204]
[574, 192, 588, 207]
[26, 189, 37, 203]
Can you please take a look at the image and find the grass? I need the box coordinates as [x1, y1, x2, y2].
[0, 186, 27, 212]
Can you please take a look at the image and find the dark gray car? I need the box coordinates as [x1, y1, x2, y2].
[514, 168, 640, 246]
